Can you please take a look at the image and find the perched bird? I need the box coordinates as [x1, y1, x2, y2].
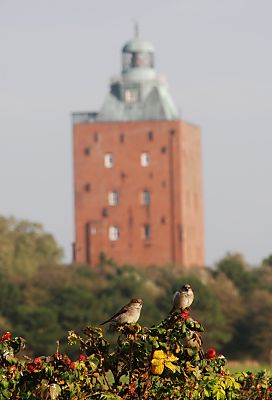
[100, 298, 144, 326]
[184, 331, 204, 359]
[184, 317, 204, 359]
[170, 284, 194, 314]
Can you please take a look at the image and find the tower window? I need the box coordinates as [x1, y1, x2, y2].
[140, 152, 150, 167]
[104, 153, 113, 168]
[94, 132, 99, 142]
[120, 171, 127, 180]
[162, 180, 167, 188]
[84, 147, 91, 156]
[108, 191, 119, 206]
[161, 146, 167, 154]
[143, 224, 151, 240]
[109, 226, 120, 241]
[84, 183, 91, 192]
[141, 190, 150, 206]
[120, 133, 125, 143]
[124, 89, 138, 103]
[122, 51, 133, 72]
[102, 208, 108, 217]
[148, 131, 154, 141]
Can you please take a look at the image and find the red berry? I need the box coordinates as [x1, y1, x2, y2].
[79, 354, 86, 361]
[69, 362, 76, 370]
[181, 309, 190, 320]
[206, 348, 216, 359]
[33, 358, 43, 369]
[27, 364, 35, 373]
[1, 331, 11, 341]
[63, 356, 71, 366]
[9, 366, 17, 374]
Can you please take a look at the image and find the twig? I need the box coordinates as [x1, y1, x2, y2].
[128, 339, 134, 384]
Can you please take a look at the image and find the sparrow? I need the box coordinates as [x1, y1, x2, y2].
[183, 317, 204, 359]
[170, 284, 194, 314]
[100, 298, 144, 326]
[184, 331, 204, 359]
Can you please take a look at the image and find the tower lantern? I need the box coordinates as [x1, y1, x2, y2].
[122, 37, 155, 73]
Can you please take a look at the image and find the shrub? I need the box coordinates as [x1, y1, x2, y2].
[0, 313, 271, 399]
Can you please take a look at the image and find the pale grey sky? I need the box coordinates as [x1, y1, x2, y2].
[0, 0, 271, 266]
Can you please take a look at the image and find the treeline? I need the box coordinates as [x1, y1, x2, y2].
[0, 216, 271, 362]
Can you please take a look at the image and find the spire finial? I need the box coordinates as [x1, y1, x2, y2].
[134, 20, 139, 38]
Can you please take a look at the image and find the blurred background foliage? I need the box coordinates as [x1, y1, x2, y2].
[0, 216, 271, 362]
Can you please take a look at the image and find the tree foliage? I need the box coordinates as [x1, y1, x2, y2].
[0, 216, 63, 277]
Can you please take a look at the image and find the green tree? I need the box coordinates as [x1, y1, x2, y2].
[210, 273, 244, 338]
[15, 305, 62, 355]
[0, 216, 63, 276]
[262, 254, 272, 267]
[216, 253, 258, 297]
[231, 290, 272, 362]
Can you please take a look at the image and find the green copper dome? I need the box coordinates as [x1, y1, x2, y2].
[122, 38, 155, 53]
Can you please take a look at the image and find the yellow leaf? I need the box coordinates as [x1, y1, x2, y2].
[151, 349, 180, 375]
[151, 364, 164, 375]
[153, 350, 166, 360]
[165, 352, 178, 362]
[165, 361, 180, 373]
[151, 359, 164, 366]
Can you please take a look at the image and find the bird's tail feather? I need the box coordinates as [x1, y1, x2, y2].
[99, 318, 111, 326]
[169, 306, 176, 315]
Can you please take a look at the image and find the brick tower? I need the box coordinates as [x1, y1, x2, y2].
[72, 33, 204, 267]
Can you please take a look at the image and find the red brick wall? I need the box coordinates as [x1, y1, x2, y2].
[180, 122, 205, 266]
[73, 120, 204, 267]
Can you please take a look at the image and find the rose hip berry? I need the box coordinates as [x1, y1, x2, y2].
[54, 353, 62, 361]
[181, 309, 190, 320]
[27, 364, 35, 373]
[69, 362, 76, 370]
[79, 354, 86, 361]
[206, 348, 216, 359]
[33, 358, 43, 369]
[1, 331, 11, 342]
[63, 356, 71, 366]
